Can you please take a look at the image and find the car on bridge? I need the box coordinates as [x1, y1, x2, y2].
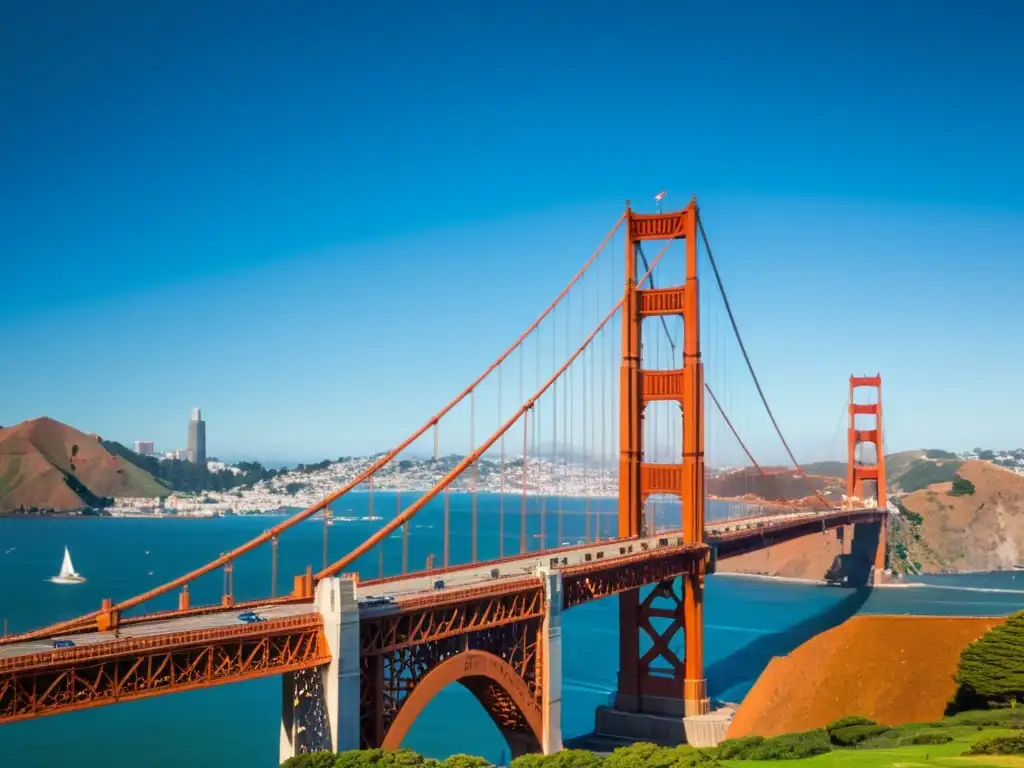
[237, 610, 267, 624]
[53, 639, 75, 649]
[359, 595, 396, 607]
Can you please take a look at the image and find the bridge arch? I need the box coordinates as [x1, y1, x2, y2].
[381, 650, 543, 755]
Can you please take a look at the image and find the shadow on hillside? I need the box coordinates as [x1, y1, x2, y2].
[707, 586, 872, 699]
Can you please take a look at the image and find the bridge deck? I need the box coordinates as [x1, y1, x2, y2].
[0, 507, 881, 665]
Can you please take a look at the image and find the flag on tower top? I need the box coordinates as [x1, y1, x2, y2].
[654, 190, 667, 201]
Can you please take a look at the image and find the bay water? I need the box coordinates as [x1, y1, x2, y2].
[1, 494, 1021, 767]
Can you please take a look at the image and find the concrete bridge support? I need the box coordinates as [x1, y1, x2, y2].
[539, 567, 564, 755]
[280, 576, 360, 763]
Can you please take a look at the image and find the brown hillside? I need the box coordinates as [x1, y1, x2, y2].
[708, 467, 843, 506]
[717, 524, 854, 581]
[894, 460, 1024, 572]
[0, 417, 166, 513]
[727, 614, 1003, 739]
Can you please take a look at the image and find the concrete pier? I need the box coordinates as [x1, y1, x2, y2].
[280, 576, 360, 763]
[594, 695, 734, 748]
[538, 567, 564, 755]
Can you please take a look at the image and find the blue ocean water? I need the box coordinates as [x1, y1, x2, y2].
[1, 494, 1021, 767]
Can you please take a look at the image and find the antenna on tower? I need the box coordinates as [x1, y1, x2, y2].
[654, 190, 667, 213]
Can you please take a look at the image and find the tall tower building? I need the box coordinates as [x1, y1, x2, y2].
[187, 408, 207, 467]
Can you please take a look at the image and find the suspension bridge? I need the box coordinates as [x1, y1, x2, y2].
[0, 199, 890, 757]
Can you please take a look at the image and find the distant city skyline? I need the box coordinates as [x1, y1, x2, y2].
[1, 2, 1021, 465]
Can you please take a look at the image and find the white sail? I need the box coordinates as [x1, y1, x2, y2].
[59, 546, 77, 578]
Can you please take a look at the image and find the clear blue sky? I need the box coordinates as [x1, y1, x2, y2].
[1, 0, 1021, 465]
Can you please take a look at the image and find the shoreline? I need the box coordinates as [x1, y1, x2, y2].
[713, 571, 828, 586]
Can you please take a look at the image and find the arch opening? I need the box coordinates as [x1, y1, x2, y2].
[382, 650, 543, 758]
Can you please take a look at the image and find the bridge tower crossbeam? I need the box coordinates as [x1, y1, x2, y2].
[616, 200, 710, 720]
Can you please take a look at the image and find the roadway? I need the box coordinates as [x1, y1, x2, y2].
[0, 603, 314, 661]
[0, 506, 873, 663]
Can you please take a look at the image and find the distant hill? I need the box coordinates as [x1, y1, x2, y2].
[800, 461, 847, 479]
[0, 417, 167, 513]
[890, 459, 1024, 573]
[707, 466, 844, 507]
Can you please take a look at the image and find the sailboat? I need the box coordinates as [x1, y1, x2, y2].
[50, 546, 86, 584]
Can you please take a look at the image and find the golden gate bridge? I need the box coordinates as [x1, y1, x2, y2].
[0, 198, 889, 757]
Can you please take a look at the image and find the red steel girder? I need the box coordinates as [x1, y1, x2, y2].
[0, 615, 328, 723]
[561, 542, 708, 610]
[361, 586, 545, 657]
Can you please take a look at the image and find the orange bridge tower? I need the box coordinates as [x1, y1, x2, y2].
[847, 374, 888, 578]
[614, 198, 710, 726]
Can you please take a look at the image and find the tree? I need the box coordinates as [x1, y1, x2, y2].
[949, 611, 1024, 711]
[948, 478, 976, 497]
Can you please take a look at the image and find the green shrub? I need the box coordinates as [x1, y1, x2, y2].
[903, 732, 953, 745]
[825, 715, 877, 733]
[948, 478, 976, 497]
[604, 742, 718, 768]
[715, 736, 764, 760]
[829, 724, 890, 746]
[964, 734, 1024, 755]
[510, 756, 547, 768]
[603, 742, 661, 768]
[283, 749, 442, 768]
[544, 750, 603, 768]
[945, 708, 1024, 728]
[442, 756, 490, 768]
[717, 730, 831, 760]
[383, 749, 437, 767]
[282, 753, 337, 768]
[334, 750, 379, 768]
[949, 611, 1024, 711]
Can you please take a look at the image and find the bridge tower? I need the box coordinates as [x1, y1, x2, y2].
[847, 374, 887, 577]
[615, 199, 710, 723]
[847, 374, 886, 509]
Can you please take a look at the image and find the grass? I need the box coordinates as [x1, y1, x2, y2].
[722, 724, 1024, 767]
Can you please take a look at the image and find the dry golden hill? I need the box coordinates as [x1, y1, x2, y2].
[708, 467, 844, 506]
[716, 523, 858, 581]
[0, 417, 166, 513]
[727, 614, 1004, 739]
[892, 459, 1024, 572]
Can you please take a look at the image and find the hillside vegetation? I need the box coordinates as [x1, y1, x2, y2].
[885, 450, 965, 494]
[890, 459, 1024, 572]
[0, 417, 166, 513]
[104, 439, 285, 493]
[281, 709, 1024, 768]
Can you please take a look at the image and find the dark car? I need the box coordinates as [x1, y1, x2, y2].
[53, 639, 75, 649]
[238, 611, 267, 623]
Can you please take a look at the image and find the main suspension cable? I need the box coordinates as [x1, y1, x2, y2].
[697, 214, 829, 508]
[637, 242, 781, 496]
